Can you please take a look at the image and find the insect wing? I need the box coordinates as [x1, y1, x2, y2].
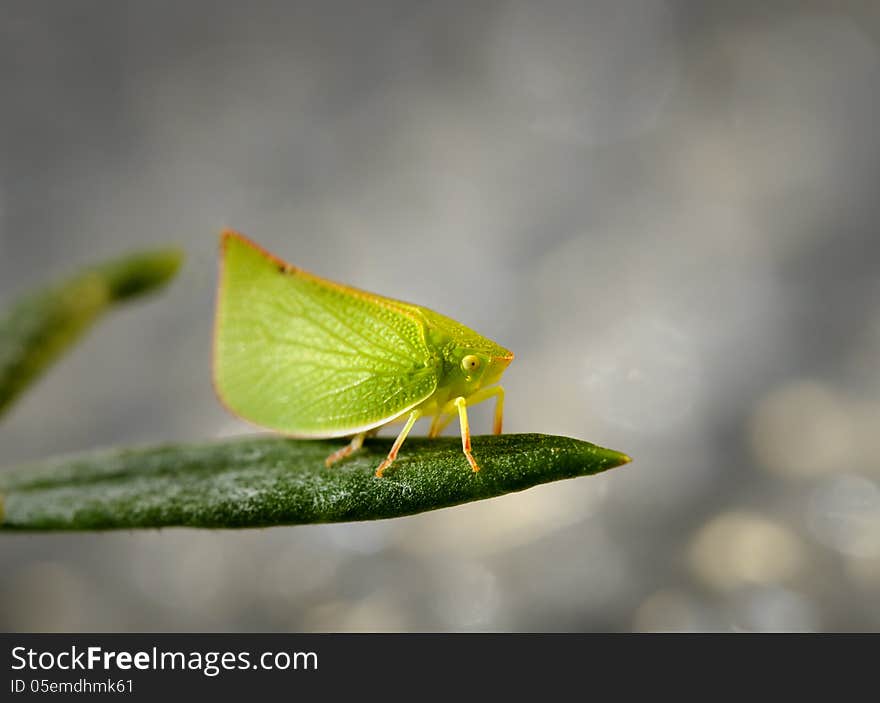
[214, 233, 438, 437]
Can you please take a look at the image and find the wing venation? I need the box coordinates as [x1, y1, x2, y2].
[214, 233, 438, 436]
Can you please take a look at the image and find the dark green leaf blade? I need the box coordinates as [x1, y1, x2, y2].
[0, 248, 183, 418]
[0, 434, 631, 531]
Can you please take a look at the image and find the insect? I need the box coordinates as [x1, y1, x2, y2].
[213, 230, 514, 477]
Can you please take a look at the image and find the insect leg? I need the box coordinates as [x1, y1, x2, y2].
[454, 396, 480, 472]
[324, 431, 369, 467]
[375, 410, 421, 478]
[428, 413, 456, 438]
[491, 386, 504, 435]
[451, 385, 506, 435]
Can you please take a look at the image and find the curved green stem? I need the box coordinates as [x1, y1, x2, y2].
[0, 248, 183, 417]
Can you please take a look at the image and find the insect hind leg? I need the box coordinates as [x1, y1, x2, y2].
[325, 430, 375, 467]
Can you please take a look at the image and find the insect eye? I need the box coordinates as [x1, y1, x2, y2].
[461, 355, 481, 373]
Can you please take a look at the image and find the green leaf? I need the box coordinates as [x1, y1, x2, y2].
[0, 434, 631, 531]
[0, 248, 184, 418]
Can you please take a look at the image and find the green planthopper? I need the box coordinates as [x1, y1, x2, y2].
[213, 231, 514, 477]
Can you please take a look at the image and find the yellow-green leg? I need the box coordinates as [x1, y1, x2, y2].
[325, 428, 382, 467]
[324, 431, 368, 467]
[430, 385, 506, 439]
[375, 410, 421, 477]
[454, 396, 480, 472]
[428, 412, 455, 438]
[464, 385, 505, 434]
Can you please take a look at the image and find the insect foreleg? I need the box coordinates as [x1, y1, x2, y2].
[454, 396, 480, 472]
[375, 409, 422, 477]
[439, 385, 506, 437]
[461, 385, 505, 435]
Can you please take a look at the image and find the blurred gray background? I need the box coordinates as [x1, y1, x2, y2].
[2, 0, 880, 632]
